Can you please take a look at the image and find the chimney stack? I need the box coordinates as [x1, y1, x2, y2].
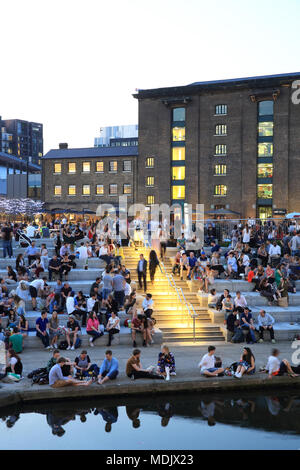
[59, 143, 68, 149]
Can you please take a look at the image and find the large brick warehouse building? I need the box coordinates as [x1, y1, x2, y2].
[42, 72, 300, 219]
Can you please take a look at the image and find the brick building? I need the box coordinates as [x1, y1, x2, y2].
[134, 72, 300, 218]
[42, 144, 138, 213]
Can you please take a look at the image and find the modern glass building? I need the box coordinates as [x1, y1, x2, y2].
[94, 125, 138, 147]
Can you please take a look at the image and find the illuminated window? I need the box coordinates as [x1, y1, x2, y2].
[68, 162, 76, 173]
[258, 206, 273, 219]
[82, 184, 90, 195]
[123, 184, 132, 194]
[123, 161, 132, 172]
[214, 164, 227, 175]
[215, 144, 227, 155]
[82, 162, 90, 173]
[146, 176, 154, 187]
[68, 185, 76, 195]
[215, 104, 227, 115]
[258, 122, 273, 137]
[215, 124, 227, 135]
[96, 161, 104, 172]
[172, 147, 185, 161]
[214, 185, 227, 196]
[172, 166, 185, 180]
[172, 127, 185, 142]
[172, 185, 185, 199]
[109, 161, 117, 172]
[147, 195, 155, 205]
[109, 184, 118, 195]
[258, 142, 273, 157]
[54, 163, 61, 174]
[259, 100, 274, 116]
[146, 157, 154, 167]
[172, 107, 185, 122]
[54, 185, 61, 196]
[96, 184, 104, 195]
[257, 163, 273, 178]
[257, 184, 273, 199]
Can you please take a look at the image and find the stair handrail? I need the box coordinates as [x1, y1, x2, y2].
[160, 261, 188, 321]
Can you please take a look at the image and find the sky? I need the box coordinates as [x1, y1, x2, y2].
[1, 0, 300, 153]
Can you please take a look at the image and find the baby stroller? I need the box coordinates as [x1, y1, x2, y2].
[17, 230, 31, 248]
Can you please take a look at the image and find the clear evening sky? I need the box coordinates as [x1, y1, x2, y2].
[1, 0, 299, 152]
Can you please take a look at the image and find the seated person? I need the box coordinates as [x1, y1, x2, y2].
[257, 309, 275, 343]
[234, 347, 256, 378]
[198, 345, 224, 377]
[264, 348, 299, 378]
[5, 349, 23, 376]
[97, 350, 119, 384]
[207, 288, 218, 308]
[240, 307, 257, 343]
[74, 350, 98, 378]
[126, 349, 164, 380]
[49, 357, 92, 388]
[142, 293, 153, 318]
[65, 315, 81, 351]
[157, 344, 176, 381]
[8, 327, 23, 354]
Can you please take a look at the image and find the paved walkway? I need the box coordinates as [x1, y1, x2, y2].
[1, 341, 300, 407]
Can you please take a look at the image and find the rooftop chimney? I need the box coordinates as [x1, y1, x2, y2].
[59, 143, 68, 149]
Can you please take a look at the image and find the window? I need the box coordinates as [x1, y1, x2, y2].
[123, 160, 132, 172]
[146, 176, 154, 187]
[96, 184, 104, 195]
[109, 184, 118, 195]
[172, 107, 185, 122]
[54, 185, 61, 196]
[172, 127, 185, 142]
[214, 164, 227, 175]
[147, 195, 155, 205]
[172, 147, 185, 161]
[146, 157, 154, 167]
[258, 100, 274, 116]
[257, 184, 273, 199]
[258, 142, 273, 158]
[257, 163, 273, 178]
[215, 124, 227, 135]
[82, 162, 90, 173]
[96, 161, 104, 172]
[214, 185, 227, 196]
[82, 184, 90, 195]
[172, 185, 185, 199]
[215, 144, 227, 155]
[258, 122, 273, 137]
[68, 185, 76, 195]
[258, 206, 273, 219]
[215, 104, 227, 115]
[172, 166, 185, 180]
[68, 162, 76, 173]
[123, 184, 132, 194]
[109, 161, 117, 172]
[54, 163, 61, 174]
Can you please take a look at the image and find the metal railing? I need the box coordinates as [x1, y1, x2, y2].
[160, 261, 187, 324]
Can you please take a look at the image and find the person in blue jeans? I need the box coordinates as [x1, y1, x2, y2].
[240, 307, 257, 344]
[234, 347, 256, 378]
[35, 310, 50, 349]
[97, 350, 119, 384]
[1, 223, 13, 259]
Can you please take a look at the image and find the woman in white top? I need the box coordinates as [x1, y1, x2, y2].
[106, 312, 120, 346]
[40, 244, 49, 270]
[242, 225, 251, 244]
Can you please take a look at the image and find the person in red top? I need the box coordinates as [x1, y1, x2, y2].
[86, 311, 103, 347]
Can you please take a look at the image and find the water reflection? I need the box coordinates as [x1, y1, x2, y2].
[1, 391, 300, 447]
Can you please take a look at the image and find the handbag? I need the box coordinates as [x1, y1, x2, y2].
[278, 296, 288, 307]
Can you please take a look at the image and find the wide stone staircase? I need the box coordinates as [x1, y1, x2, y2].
[123, 246, 225, 343]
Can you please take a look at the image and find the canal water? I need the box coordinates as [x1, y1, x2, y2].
[0, 390, 300, 450]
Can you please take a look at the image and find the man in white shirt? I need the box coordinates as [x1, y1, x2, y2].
[234, 291, 247, 313]
[66, 291, 76, 316]
[142, 293, 154, 318]
[29, 277, 47, 310]
[87, 293, 97, 313]
[198, 345, 224, 377]
[268, 242, 281, 264]
[26, 223, 36, 239]
[76, 242, 89, 270]
[265, 348, 297, 378]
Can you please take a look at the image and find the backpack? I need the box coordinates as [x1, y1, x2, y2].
[231, 328, 244, 343]
[27, 367, 47, 379]
[58, 340, 68, 350]
[73, 337, 82, 349]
